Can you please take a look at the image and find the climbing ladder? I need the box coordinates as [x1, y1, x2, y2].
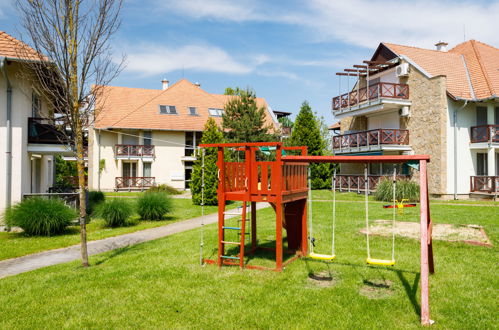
[219, 202, 248, 268]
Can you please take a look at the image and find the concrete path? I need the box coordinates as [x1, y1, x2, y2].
[0, 203, 269, 279]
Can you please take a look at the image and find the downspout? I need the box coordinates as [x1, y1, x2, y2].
[453, 100, 468, 199]
[0, 57, 12, 213]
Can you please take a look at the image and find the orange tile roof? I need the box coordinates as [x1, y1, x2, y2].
[0, 31, 43, 61]
[382, 40, 499, 100]
[94, 79, 278, 131]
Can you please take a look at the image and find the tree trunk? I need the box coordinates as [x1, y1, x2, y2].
[76, 134, 89, 267]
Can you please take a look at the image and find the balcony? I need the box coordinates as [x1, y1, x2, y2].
[28, 117, 68, 144]
[470, 176, 498, 193]
[115, 144, 155, 158]
[336, 174, 409, 193]
[332, 82, 410, 118]
[470, 125, 498, 144]
[115, 177, 156, 190]
[332, 128, 410, 154]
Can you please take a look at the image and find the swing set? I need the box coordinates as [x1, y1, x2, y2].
[198, 142, 434, 326]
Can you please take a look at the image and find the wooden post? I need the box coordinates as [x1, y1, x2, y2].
[275, 144, 283, 271]
[419, 160, 431, 325]
[251, 201, 257, 252]
[276, 201, 283, 271]
[301, 198, 308, 255]
[217, 147, 225, 267]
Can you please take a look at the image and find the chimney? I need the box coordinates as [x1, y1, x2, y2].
[161, 78, 169, 90]
[194, 82, 201, 88]
[435, 40, 448, 52]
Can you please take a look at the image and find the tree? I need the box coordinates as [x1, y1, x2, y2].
[191, 118, 224, 205]
[222, 87, 277, 143]
[16, 0, 124, 267]
[289, 101, 333, 189]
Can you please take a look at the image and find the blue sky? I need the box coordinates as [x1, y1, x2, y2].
[1, 0, 499, 122]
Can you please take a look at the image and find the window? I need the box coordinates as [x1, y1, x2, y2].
[143, 131, 152, 146]
[32, 93, 41, 117]
[476, 106, 487, 126]
[185, 161, 194, 187]
[477, 153, 488, 176]
[185, 131, 203, 156]
[143, 162, 152, 177]
[188, 107, 198, 115]
[159, 105, 177, 114]
[208, 108, 223, 117]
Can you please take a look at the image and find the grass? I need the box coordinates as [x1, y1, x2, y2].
[0, 192, 497, 328]
[0, 199, 225, 261]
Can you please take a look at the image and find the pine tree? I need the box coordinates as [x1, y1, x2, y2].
[191, 118, 224, 205]
[289, 101, 333, 189]
[222, 88, 276, 143]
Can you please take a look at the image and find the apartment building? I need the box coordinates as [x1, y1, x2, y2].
[88, 79, 279, 191]
[331, 40, 498, 198]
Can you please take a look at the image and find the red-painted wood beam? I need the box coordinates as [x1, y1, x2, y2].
[282, 155, 430, 164]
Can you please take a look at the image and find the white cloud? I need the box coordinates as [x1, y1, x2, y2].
[122, 44, 252, 76]
[160, 0, 260, 22]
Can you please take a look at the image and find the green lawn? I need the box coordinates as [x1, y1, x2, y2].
[0, 192, 497, 328]
[0, 198, 223, 261]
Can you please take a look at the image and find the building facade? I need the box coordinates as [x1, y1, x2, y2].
[88, 79, 279, 191]
[332, 40, 498, 198]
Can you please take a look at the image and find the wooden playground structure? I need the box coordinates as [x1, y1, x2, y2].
[199, 142, 435, 325]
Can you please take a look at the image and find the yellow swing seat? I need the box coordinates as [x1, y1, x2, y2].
[309, 252, 336, 261]
[366, 258, 395, 266]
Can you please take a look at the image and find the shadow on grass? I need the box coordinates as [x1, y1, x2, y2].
[93, 245, 137, 266]
[396, 270, 421, 317]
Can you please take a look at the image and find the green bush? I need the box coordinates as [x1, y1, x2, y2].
[374, 178, 420, 202]
[97, 198, 133, 227]
[4, 197, 77, 236]
[137, 192, 172, 220]
[147, 184, 181, 195]
[86, 190, 106, 215]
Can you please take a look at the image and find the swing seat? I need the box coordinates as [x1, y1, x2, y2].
[309, 252, 336, 261]
[366, 258, 395, 266]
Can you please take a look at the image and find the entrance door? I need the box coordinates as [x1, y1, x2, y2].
[476, 107, 487, 125]
[122, 162, 137, 187]
[477, 153, 488, 176]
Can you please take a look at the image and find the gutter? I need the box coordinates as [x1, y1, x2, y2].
[0, 57, 12, 214]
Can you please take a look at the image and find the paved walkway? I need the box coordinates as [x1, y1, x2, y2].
[0, 203, 269, 279]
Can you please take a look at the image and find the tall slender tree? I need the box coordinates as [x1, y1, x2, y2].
[16, 0, 124, 266]
[191, 118, 225, 205]
[222, 87, 277, 143]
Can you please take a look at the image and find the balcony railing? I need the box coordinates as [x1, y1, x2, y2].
[333, 128, 409, 151]
[336, 174, 409, 192]
[470, 176, 499, 193]
[115, 177, 155, 189]
[332, 82, 409, 111]
[28, 117, 68, 144]
[470, 125, 499, 143]
[115, 144, 155, 157]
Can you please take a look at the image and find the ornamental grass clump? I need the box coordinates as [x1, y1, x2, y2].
[147, 184, 182, 195]
[374, 178, 420, 202]
[4, 197, 77, 236]
[98, 198, 133, 227]
[86, 190, 106, 216]
[137, 192, 172, 220]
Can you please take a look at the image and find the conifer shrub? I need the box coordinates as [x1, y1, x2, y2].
[97, 198, 133, 227]
[374, 178, 420, 202]
[86, 190, 106, 215]
[136, 192, 172, 220]
[4, 197, 77, 236]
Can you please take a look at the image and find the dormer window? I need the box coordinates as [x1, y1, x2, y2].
[159, 105, 177, 114]
[188, 107, 198, 115]
[208, 108, 223, 117]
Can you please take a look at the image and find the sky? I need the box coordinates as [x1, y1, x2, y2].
[1, 0, 499, 123]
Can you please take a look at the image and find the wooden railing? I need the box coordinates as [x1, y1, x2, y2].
[336, 174, 409, 192]
[332, 82, 409, 111]
[115, 144, 155, 157]
[470, 176, 499, 193]
[333, 128, 409, 151]
[224, 162, 247, 192]
[282, 164, 308, 192]
[28, 117, 68, 144]
[470, 125, 499, 143]
[115, 177, 155, 189]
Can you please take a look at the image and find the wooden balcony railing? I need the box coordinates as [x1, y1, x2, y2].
[470, 176, 499, 193]
[115, 144, 155, 157]
[333, 128, 409, 151]
[28, 117, 68, 144]
[115, 177, 155, 189]
[336, 174, 409, 192]
[332, 82, 409, 111]
[470, 125, 499, 143]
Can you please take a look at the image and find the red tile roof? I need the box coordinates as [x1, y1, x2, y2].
[0, 31, 43, 61]
[94, 79, 278, 131]
[382, 40, 499, 100]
